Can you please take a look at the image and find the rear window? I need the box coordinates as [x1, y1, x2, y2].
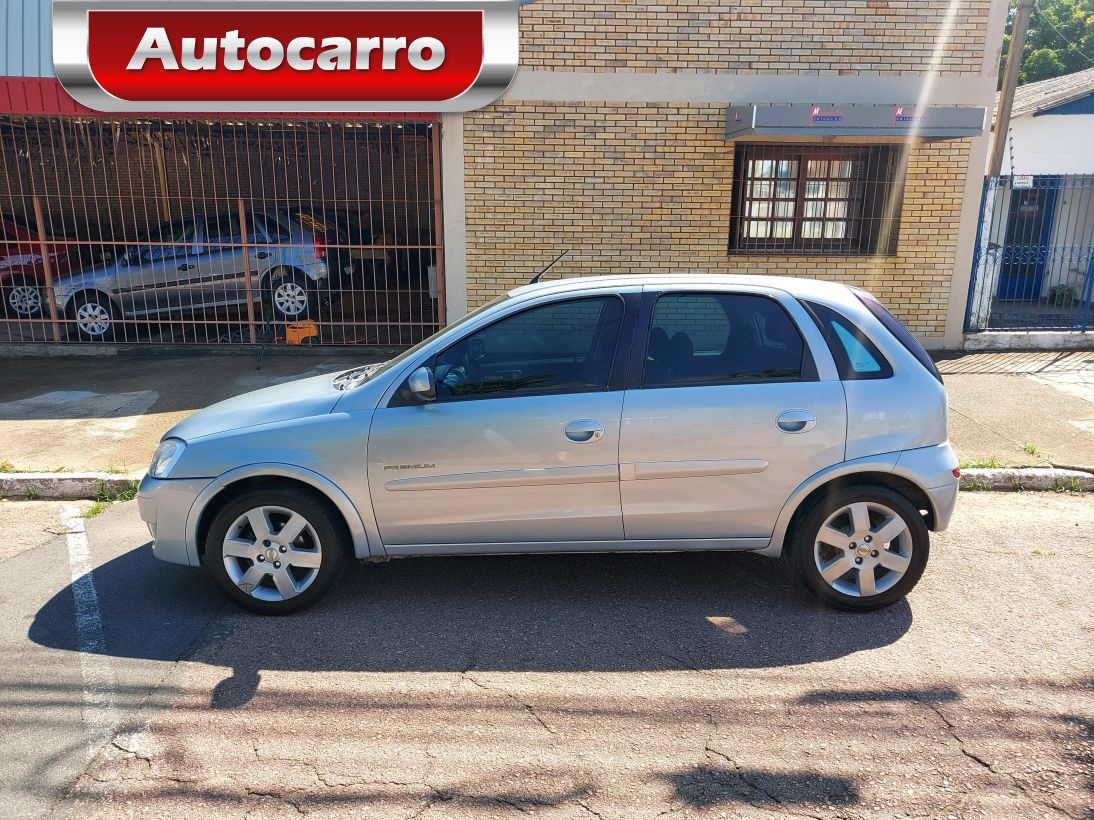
[803, 301, 892, 380]
[853, 290, 943, 384]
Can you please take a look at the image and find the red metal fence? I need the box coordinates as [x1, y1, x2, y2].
[0, 116, 443, 346]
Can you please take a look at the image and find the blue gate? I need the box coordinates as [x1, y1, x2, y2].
[966, 174, 1094, 332]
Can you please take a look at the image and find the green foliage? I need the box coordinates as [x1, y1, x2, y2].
[0, 462, 15, 474]
[959, 455, 1003, 468]
[23, 486, 40, 501]
[1000, 0, 1094, 87]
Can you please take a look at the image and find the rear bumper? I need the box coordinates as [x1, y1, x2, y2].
[137, 474, 215, 566]
[895, 442, 960, 532]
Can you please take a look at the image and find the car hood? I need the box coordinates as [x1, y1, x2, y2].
[165, 372, 344, 441]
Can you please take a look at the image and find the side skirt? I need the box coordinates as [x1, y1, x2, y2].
[382, 537, 771, 557]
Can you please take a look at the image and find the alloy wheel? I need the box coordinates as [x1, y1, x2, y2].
[813, 501, 913, 598]
[75, 302, 112, 336]
[222, 505, 323, 602]
[8, 284, 42, 316]
[273, 280, 309, 317]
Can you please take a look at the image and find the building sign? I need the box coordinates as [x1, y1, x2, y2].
[1012, 175, 1035, 189]
[725, 103, 986, 139]
[53, 0, 519, 113]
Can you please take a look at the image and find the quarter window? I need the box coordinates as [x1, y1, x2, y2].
[643, 293, 806, 387]
[431, 296, 624, 400]
[804, 300, 892, 380]
[729, 144, 903, 256]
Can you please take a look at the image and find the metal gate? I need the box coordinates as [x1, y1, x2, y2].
[0, 116, 443, 347]
[966, 174, 1094, 333]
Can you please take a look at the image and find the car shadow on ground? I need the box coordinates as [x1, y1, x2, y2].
[29, 541, 913, 708]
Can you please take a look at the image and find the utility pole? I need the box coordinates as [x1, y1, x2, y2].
[989, 0, 1035, 177]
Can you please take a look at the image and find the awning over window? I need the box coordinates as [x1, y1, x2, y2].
[725, 103, 986, 139]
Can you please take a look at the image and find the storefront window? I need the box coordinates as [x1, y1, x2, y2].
[729, 144, 903, 256]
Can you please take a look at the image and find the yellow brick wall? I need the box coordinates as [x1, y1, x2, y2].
[520, 0, 991, 75]
[463, 102, 968, 338]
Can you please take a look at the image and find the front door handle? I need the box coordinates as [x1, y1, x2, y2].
[564, 419, 605, 443]
[776, 410, 817, 433]
[177, 263, 195, 271]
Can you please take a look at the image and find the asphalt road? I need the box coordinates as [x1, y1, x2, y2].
[0, 493, 1091, 819]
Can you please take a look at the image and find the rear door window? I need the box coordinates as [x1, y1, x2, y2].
[643, 293, 808, 387]
[853, 290, 943, 383]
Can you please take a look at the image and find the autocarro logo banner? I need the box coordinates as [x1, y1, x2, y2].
[53, 0, 519, 112]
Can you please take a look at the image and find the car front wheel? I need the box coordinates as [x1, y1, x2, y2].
[790, 484, 930, 611]
[205, 486, 347, 614]
[71, 292, 118, 341]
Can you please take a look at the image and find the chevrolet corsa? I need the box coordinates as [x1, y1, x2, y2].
[138, 275, 959, 614]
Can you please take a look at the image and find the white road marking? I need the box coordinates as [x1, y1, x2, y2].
[60, 505, 119, 758]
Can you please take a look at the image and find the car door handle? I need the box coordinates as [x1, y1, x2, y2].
[776, 410, 817, 433]
[177, 263, 195, 271]
[255, 251, 271, 259]
[564, 419, 605, 443]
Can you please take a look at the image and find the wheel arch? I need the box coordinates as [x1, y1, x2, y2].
[763, 455, 938, 559]
[64, 287, 123, 317]
[187, 463, 376, 563]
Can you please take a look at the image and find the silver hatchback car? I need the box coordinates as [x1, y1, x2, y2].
[138, 275, 959, 614]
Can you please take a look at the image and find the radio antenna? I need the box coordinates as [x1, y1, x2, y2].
[529, 249, 572, 284]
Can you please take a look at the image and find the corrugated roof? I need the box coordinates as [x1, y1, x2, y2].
[995, 66, 1094, 122]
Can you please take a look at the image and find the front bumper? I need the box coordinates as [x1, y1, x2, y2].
[137, 474, 216, 566]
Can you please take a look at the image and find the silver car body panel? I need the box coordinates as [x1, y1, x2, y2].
[135, 274, 957, 568]
[51, 211, 327, 317]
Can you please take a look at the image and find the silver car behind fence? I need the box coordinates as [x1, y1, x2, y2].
[137, 275, 960, 614]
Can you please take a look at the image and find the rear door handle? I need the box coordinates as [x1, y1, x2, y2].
[564, 419, 605, 443]
[255, 251, 271, 259]
[776, 410, 817, 433]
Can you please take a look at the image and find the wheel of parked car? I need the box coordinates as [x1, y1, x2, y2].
[790, 484, 930, 611]
[70, 292, 119, 342]
[205, 486, 347, 615]
[267, 270, 318, 321]
[2, 275, 44, 317]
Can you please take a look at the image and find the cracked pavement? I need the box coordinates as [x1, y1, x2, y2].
[0, 492, 1090, 819]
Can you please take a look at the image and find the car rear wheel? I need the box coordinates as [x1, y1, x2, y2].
[267, 270, 318, 321]
[790, 484, 929, 611]
[71, 292, 118, 341]
[205, 486, 347, 615]
[3, 276, 43, 317]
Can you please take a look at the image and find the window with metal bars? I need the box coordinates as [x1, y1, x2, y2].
[728, 144, 903, 256]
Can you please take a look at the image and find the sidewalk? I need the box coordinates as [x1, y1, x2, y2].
[0, 349, 1091, 474]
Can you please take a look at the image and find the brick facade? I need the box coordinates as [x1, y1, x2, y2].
[463, 101, 968, 338]
[519, 0, 991, 75]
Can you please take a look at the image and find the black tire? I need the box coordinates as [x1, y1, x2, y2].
[204, 486, 348, 615]
[2, 275, 44, 317]
[789, 484, 930, 611]
[69, 291, 119, 342]
[266, 269, 319, 321]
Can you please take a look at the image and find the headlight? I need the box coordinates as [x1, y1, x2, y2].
[149, 438, 186, 479]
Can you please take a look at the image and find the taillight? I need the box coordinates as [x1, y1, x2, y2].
[313, 234, 326, 260]
[952, 468, 961, 478]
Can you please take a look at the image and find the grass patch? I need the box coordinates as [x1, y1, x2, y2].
[1031, 547, 1057, 557]
[959, 456, 1003, 469]
[1022, 442, 1042, 458]
[0, 461, 16, 473]
[1054, 476, 1085, 494]
[97, 480, 139, 504]
[81, 501, 109, 519]
[963, 477, 991, 491]
[23, 486, 40, 501]
[104, 465, 129, 475]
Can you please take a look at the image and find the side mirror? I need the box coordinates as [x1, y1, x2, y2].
[405, 366, 436, 403]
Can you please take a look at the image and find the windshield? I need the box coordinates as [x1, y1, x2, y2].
[334, 294, 511, 390]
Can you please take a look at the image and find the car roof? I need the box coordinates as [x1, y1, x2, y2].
[508, 273, 859, 303]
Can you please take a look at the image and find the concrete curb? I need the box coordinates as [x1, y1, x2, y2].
[0, 472, 143, 500]
[960, 467, 1093, 492]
